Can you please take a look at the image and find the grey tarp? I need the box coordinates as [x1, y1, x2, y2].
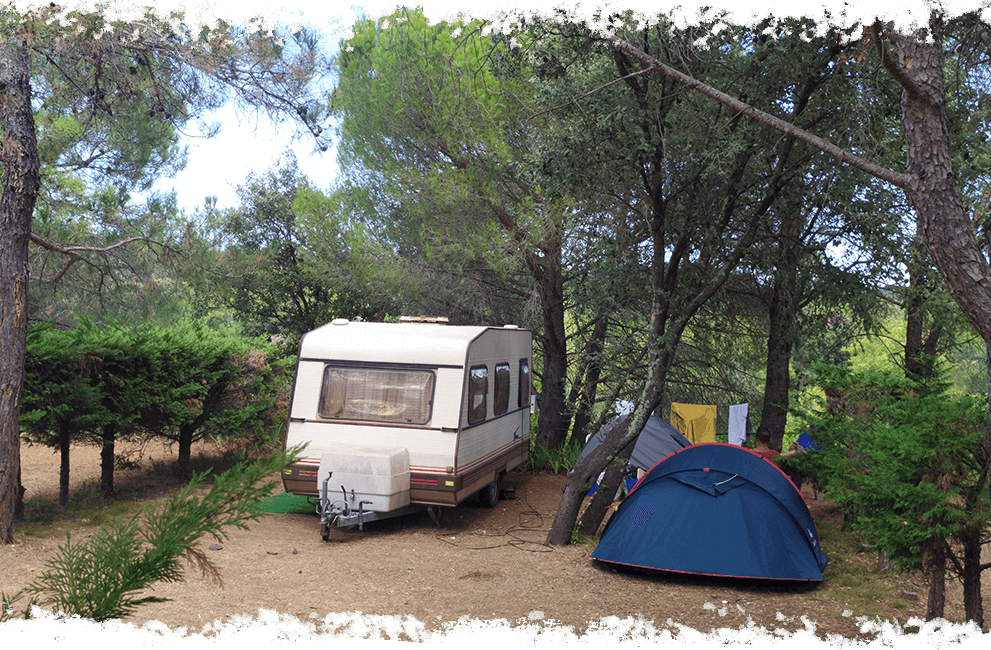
[578, 414, 692, 472]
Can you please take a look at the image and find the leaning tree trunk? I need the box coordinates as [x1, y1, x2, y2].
[887, 27, 991, 357]
[576, 434, 635, 538]
[0, 43, 41, 544]
[892, 31, 987, 627]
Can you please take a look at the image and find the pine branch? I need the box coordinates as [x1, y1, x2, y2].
[607, 35, 917, 192]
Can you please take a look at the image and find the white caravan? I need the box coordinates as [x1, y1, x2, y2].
[282, 317, 532, 538]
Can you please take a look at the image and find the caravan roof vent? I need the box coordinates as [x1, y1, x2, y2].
[331, 318, 350, 326]
[503, 324, 520, 329]
[399, 316, 450, 324]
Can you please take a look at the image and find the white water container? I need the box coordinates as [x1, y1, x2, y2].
[318, 447, 411, 512]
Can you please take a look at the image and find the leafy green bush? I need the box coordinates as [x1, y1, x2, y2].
[21, 319, 293, 504]
[795, 364, 990, 621]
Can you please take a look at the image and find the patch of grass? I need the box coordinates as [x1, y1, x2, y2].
[16, 485, 171, 539]
[815, 513, 911, 619]
[16, 449, 243, 539]
[570, 526, 598, 551]
[527, 437, 584, 473]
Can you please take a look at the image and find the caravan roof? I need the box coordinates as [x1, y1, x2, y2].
[299, 320, 499, 366]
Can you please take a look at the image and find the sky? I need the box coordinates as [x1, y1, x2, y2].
[147, 19, 346, 214]
[150, 93, 337, 213]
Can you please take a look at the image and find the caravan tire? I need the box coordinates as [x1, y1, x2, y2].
[479, 477, 500, 508]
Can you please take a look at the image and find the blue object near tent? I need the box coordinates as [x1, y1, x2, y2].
[590, 443, 828, 581]
[796, 432, 820, 451]
[586, 478, 639, 496]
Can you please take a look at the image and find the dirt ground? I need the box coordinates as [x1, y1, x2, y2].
[3, 440, 989, 640]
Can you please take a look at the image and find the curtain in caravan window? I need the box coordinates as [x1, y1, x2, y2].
[494, 363, 510, 415]
[468, 365, 488, 425]
[319, 366, 435, 425]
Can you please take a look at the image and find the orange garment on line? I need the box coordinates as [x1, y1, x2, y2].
[670, 403, 717, 444]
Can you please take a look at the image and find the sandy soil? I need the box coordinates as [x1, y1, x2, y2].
[3, 439, 988, 640]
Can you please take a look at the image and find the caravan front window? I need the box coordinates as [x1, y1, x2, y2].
[318, 365, 435, 425]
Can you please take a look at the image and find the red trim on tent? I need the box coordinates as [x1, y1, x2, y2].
[588, 555, 822, 582]
[628, 442, 810, 508]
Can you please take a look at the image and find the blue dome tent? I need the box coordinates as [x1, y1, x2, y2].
[590, 443, 828, 581]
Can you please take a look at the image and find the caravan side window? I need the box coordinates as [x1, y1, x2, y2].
[468, 365, 488, 425]
[494, 363, 510, 416]
[318, 365, 435, 425]
[518, 359, 530, 408]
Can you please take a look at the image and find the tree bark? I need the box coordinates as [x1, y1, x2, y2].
[760, 212, 800, 450]
[960, 524, 983, 626]
[924, 539, 946, 620]
[885, 27, 991, 351]
[546, 346, 671, 545]
[533, 249, 571, 450]
[904, 227, 943, 382]
[576, 433, 635, 538]
[100, 422, 117, 499]
[59, 425, 70, 508]
[0, 43, 41, 543]
[568, 314, 609, 444]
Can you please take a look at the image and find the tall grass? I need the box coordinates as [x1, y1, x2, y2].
[527, 437, 585, 473]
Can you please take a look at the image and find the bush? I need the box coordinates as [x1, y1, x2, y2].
[2, 448, 300, 622]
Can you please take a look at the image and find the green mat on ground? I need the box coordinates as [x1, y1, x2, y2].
[258, 492, 315, 514]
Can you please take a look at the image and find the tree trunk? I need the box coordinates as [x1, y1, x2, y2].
[889, 42, 991, 616]
[59, 425, 70, 509]
[960, 524, 983, 625]
[0, 43, 41, 544]
[924, 539, 946, 620]
[760, 211, 801, 450]
[576, 434, 635, 538]
[904, 227, 943, 382]
[888, 28, 991, 354]
[100, 422, 116, 499]
[547, 331, 672, 545]
[533, 250, 571, 450]
[569, 315, 609, 445]
[177, 422, 194, 478]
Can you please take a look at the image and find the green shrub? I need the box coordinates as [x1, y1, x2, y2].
[3, 448, 300, 622]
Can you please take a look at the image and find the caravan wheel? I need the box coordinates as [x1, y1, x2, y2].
[479, 477, 501, 508]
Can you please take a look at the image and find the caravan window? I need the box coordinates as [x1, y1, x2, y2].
[468, 365, 488, 425]
[494, 363, 510, 416]
[318, 365, 435, 425]
[518, 359, 530, 408]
